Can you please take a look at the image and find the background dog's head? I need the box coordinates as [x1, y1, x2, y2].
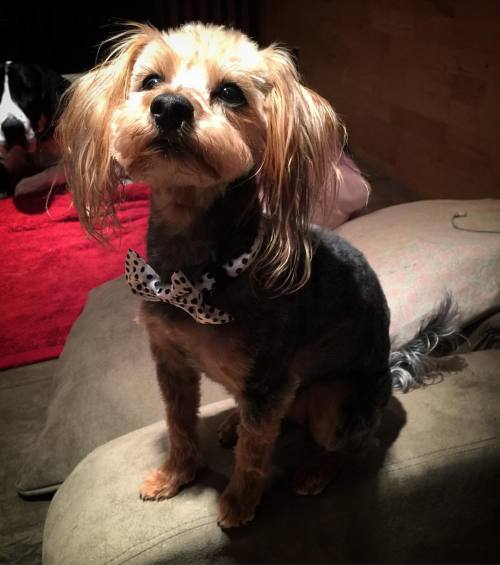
[0, 62, 69, 196]
[60, 23, 346, 292]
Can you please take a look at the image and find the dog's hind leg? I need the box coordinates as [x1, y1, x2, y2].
[217, 407, 240, 448]
[290, 368, 392, 495]
[288, 380, 348, 495]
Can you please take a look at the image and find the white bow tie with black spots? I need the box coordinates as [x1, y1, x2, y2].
[125, 228, 263, 325]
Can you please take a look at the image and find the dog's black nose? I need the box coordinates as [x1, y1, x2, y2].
[1, 116, 27, 148]
[150, 94, 194, 132]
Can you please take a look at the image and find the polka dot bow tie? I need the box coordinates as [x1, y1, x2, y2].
[125, 228, 263, 325]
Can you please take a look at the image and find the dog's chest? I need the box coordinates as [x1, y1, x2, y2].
[145, 309, 251, 396]
[188, 328, 251, 396]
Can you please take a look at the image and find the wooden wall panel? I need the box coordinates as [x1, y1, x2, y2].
[261, 0, 500, 199]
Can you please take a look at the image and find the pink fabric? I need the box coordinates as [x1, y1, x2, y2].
[312, 154, 371, 229]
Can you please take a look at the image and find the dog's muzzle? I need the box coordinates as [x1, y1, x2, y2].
[1, 116, 29, 150]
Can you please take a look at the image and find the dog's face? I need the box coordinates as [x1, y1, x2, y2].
[0, 62, 68, 152]
[60, 23, 345, 291]
[0, 62, 68, 196]
[0, 62, 37, 152]
[111, 25, 267, 205]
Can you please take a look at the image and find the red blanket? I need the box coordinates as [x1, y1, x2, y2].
[0, 184, 149, 370]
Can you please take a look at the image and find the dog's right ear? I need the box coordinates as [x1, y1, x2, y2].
[57, 24, 158, 237]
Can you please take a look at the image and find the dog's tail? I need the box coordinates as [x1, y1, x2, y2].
[390, 294, 462, 392]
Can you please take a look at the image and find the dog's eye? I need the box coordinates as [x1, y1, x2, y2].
[214, 83, 246, 108]
[141, 74, 163, 91]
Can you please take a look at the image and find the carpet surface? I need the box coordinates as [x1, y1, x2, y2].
[0, 184, 149, 370]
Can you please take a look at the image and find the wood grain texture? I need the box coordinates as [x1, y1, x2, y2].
[261, 0, 500, 199]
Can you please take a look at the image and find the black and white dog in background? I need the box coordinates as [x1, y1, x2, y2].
[0, 61, 69, 199]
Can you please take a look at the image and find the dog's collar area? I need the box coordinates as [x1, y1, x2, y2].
[125, 226, 263, 325]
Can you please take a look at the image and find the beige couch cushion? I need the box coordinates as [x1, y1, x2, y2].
[337, 198, 500, 344]
[43, 350, 500, 565]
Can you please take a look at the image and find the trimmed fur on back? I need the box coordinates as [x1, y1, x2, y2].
[390, 294, 461, 392]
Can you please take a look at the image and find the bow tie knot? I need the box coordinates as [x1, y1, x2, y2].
[126, 250, 233, 325]
[125, 226, 263, 325]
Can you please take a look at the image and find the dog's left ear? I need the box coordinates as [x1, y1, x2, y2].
[36, 65, 71, 140]
[256, 46, 345, 293]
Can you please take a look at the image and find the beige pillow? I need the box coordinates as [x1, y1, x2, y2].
[336, 199, 500, 345]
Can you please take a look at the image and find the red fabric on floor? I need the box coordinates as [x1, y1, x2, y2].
[0, 184, 149, 370]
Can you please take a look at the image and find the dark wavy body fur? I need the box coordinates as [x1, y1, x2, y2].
[143, 176, 392, 449]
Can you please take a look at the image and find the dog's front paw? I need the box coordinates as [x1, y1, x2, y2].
[139, 462, 197, 501]
[217, 489, 258, 529]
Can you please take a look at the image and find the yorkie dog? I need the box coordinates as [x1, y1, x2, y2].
[59, 23, 455, 528]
